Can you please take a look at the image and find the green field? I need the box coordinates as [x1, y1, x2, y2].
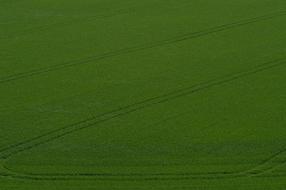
[1, 0, 286, 189]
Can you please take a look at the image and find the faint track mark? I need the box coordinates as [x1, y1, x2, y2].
[1, 11, 285, 84]
[0, 58, 285, 182]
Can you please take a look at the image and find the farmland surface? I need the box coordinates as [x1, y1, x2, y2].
[1, 0, 286, 189]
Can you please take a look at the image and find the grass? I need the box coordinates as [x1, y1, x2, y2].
[1, 0, 286, 189]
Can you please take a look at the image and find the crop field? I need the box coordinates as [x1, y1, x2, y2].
[1, 0, 286, 189]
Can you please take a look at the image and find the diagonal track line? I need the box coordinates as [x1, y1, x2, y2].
[1, 11, 285, 84]
[0, 58, 286, 181]
[0, 58, 285, 160]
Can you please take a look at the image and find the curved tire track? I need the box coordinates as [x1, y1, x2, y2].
[0, 158, 285, 181]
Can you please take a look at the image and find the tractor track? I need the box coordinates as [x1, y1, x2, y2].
[1, 58, 285, 159]
[1, 10, 286, 182]
[0, 58, 286, 181]
[1, 11, 285, 84]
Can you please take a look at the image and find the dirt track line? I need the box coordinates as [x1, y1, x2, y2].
[1, 11, 285, 84]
